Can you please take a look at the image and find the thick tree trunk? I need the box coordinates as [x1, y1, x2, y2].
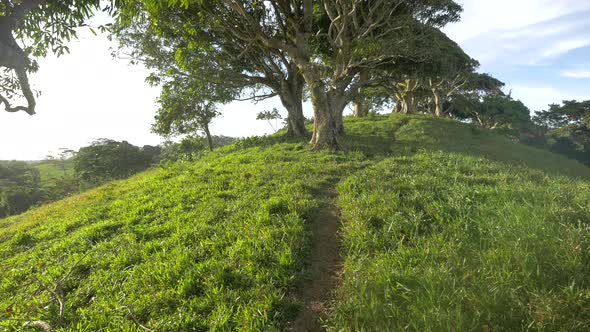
[286, 102, 307, 137]
[292, 46, 343, 149]
[334, 105, 345, 134]
[307, 81, 344, 150]
[392, 99, 403, 114]
[279, 68, 308, 138]
[398, 95, 416, 114]
[353, 97, 365, 117]
[279, 92, 307, 138]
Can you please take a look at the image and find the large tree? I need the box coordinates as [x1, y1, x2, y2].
[120, 0, 462, 149]
[0, 0, 112, 115]
[74, 138, 151, 185]
[451, 94, 530, 130]
[115, 1, 309, 137]
[367, 25, 478, 117]
[151, 77, 222, 152]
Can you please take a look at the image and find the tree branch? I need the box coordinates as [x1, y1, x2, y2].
[5, 0, 46, 29]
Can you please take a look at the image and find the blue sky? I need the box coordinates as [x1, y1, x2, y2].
[1, 1, 589, 160]
[444, 0, 590, 111]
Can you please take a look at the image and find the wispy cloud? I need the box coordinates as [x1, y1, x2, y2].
[533, 38, 590, 64]
[445, 1, 590, 66]
[446, 0, 590, 43]
[561, 70, 590, 78]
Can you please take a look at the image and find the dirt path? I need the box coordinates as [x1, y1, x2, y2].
[288, 188, 342, 332]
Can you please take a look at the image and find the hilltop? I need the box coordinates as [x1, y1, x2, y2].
[2, 115, 590, 331]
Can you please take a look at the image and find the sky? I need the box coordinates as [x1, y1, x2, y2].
[1, 0, 590, 160]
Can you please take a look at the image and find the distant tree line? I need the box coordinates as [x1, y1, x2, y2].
[0, 134, 236, 218]
[532, 100, 590, 165]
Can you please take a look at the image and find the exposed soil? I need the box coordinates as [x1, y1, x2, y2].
[288, 188, 342, 332]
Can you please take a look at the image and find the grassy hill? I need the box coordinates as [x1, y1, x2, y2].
[34, 159, 75, 185]
[2, 114, 590, 331]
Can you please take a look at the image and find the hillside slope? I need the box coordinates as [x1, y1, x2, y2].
[2, 115, 590, 331]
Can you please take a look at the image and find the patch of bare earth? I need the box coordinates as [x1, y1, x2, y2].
[288, 188, 342, 332]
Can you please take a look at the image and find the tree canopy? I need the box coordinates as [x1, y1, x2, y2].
[74, 138, 152, 184]
[114, 0, 463, 149]
[533, 100, 590, 164]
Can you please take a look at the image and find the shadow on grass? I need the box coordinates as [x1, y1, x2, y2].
[341, 114, 590, 180]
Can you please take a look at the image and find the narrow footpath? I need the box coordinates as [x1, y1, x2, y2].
[289, 187, 342, 332]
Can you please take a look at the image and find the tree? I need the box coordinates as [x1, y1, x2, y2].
[56, 148, 76, 176]
[114, 2, 309, 137]
[151, 78, 221, 152]
[141, 144, 161, 164]
[533, 100, 590, 164]
[452, 94, 531, 130]
[0, 0, 113, 115]
[424, 28, 478, 117]
[0, 160, 41, 217]
[119, 0, 462, 149]
[74, 139, 151, 185]
[257, 108, 283, 133]
[368, 25, 478, 117]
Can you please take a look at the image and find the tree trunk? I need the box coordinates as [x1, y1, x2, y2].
[432, 88, 443, 117]
[203, 125, 214, 151]
[286, 103, 307, 137]
[405, 94, 417, 114]
[353, 97, 365, 117]
[292, 49, 343, 149]
[392, 99, 403, 114]
[0, 18, 36, 115]
[280, 68, 308, 138]
[334, 105, 345, 134]
[279, 92, 307, 138]
[352, 71, 369, 117]
[307, 81, 343, 150]
[398, 94, 416, 114]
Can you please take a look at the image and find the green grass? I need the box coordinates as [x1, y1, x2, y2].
[2, 114, 590, 331]
[0, 143, 354, 330]
[333, 115, 590, 331]
[34, 160, 75, 185]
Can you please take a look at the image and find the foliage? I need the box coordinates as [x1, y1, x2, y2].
[2, 115, 590, 331]
[533, 100, 590, 165]
[151, 76, 222, 151]
[256, 108, 283, 133]
[159, 135, 238, 163]
[451, 94, 531, 131]
[0, 160, 41, 217]
[115, 0, 463, 149]
[74, 139, 152, 186]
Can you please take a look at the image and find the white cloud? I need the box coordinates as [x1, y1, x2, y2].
[538, 38, 590, 61]
[445, 0, 590, 66]
[445, 0, 590, 43]
[510, 85, 585, 112]
[561, 70, 590, 78]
